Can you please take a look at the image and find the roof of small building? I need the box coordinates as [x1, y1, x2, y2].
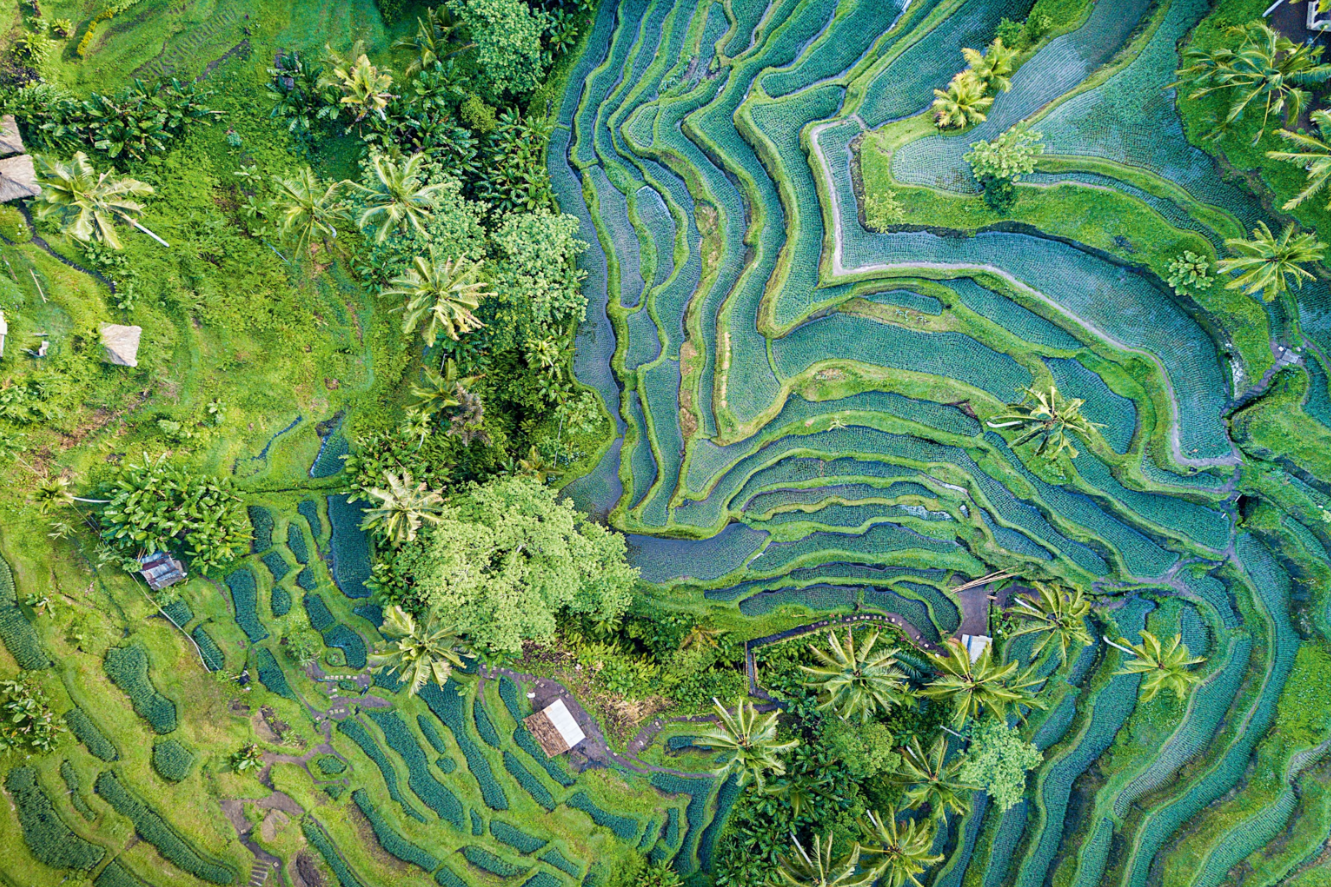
[138, 552, 187, 591]
[523, 698, 586, 757]
[0, 154, 40, 204]
[0, 116, 23, 157]
[960, 634, 992, 663]
[100, 324, 142, 367]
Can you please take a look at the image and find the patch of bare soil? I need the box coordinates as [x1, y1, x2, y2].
[295, 852, 324, 887]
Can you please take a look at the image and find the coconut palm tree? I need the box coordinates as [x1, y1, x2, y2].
[394, 7, 474, 77]
[34, 152, 154, 249]
[1105, 630, 1205, 702]
[921, 638, 1044, 726]
[858, 809, 942, 887]
[358, 470, 445, 545]
[1268, 109, 1331, 210]
[271, 168, 345, 255]
[697, 697, 798, 789]
[987, 384, 1104, 460]
[370, 605, 473, 695]
[894, 735, 975, 820]
[962, 38, 1017, 93]
[932, 72, 993, 129]
[777, 834, 874, 887]
[352, 152, 450, 242]
[320, 42, 393, 125]
[1175, 21, 1331, 141]
[1218, 222, 1325, 303]
[801, 629, 907, 722]
[386, 255, 492, 345]
[1008, 583, 1093, 663]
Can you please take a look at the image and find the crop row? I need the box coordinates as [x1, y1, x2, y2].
[337, 717, 427, 823]
[104, 644, 177, 734]
[6, 766, 105, 871]
[419, 681, 510, 810]
[365, 709, 467, 830]
[351, 788, 441, 872]
[94, 770, 236, 884]
[0, 551, 47, 669]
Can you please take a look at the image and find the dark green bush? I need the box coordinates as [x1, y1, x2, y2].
[0, 552, 49, 669]
[503, 751, 555, 811]
[6, 766, 105, 870]
[287, 523, 310, 565]
[152, 739, 196, 782]
[94, 771, 235, 884]
[65, 707, 118, 761]
[191, 626, 225, 672]
[323, 625, 367, 669]
[541, 847, 581, 878]
[261, 551, 291, 584]
[160, 599, 193, 627]
[497, 674, 527, 720]
[512, 727, 575, 786]
[303, 593, 334, 631]
[473, 698, 502, 748]
[253, 648, 297, 701]
[95, 859, 151, 887]
[327, 495, 372, 599]
[270, 586, 292, 618]
[337, 718, 427, 823]
[297, 500, 323, 539]
[302, 817, 364, 887]
[249, 507, 274, 552]
[419, 682, 509, 810]
[324, 784, 346, 800]
[462, 846, 526, 878]
[352, 789, 441, 871]
[470, 809, 484, 836]
[104, 645, 177, 734]
[296, 566, 318, 591]
[491, 820, 546, 854]
[60, 760, 96, 821]
[316, 755, 346, 776]
[225, 568, 268, 642]
[417, 714, 449, 753]
[434, 866, 468, 887]
[366, 709, 466, 829]
[567, 792, 640, 841]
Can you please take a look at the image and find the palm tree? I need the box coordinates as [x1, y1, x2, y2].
[352, 152, 449, 242]
[932, 72, 993, 129]
[697, 697, 798, 789]
[358, 470, 445, 545]
[801, 629, 907, 722]
[962, 38, 1017, 93]
[987, 384, 1104, 460]
[320, 42, 393, 125]
[921, 638, 1044, 726]
[1218, 222, 1325, 303]
[1008, 583, 1093, 663]
[1268, 109, 1331, 209]
[387, 255, 492, 345]
[271, 168, 345, 254]
[1176, 21, 1331, 141]
[370, 605, 473, 695]
[858, 809, 942, 887]
[894, 736, 974, 820]
[777, 834, 873, 887]
[1105, 630, 1205, 702]
[394, 7, 474, 77]
[516, 446, 561, 485]
[34, 152, 154, 249]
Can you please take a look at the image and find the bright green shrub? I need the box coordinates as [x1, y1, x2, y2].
[248, 507, 274, 552]
[513, 727, 575, 786]
[262, 552, 291, 584]
[5, 767, 105, 870]
[567, 792, 640, 841]
[316, 755, 346, 776]
[225, 568, 268, 642]
[0, 204, 31, 242]
[191, 626, 225, 672]
[65, 707, 118, 761]
[252, 648, 297, 701]
[324, 784, 346, 800]
[366, 709, 466, 829]
[160, 599, 193, 627]
[0, 552, 49, 669]
[462, 846, 527, 879]
[287, 523, 310, 565]
[503, 751, 555, 811]
[302, 817, 365, 887]
[270, 587, 292, 618]
[104, 645, 177, 734]
[419, 682, 509, 810]
[491, 820, 546, 854]
[152, 739, 196, 782]
[351, 789, 441, 871]
[336, 718, 426, 823]
[60, 761, 96, 821]
[94, 771, 236, 884]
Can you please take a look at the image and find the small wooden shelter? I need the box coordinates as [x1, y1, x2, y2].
[523, 698, 586, 757]
[100, 324, 142, 367]
[0, 115, 39, 204]
[138, 552, 187, 591]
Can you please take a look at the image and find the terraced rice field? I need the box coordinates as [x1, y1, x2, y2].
[552, 0, 1331, 883]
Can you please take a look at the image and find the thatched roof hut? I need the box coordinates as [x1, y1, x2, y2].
[100, 324, 142, 367]
[523, 698, 586, 757]
[0, 116, 22, 157]
[0, 154, 39, 204]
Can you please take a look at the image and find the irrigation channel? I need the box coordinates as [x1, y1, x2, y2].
[549, 0, 1331, 884]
